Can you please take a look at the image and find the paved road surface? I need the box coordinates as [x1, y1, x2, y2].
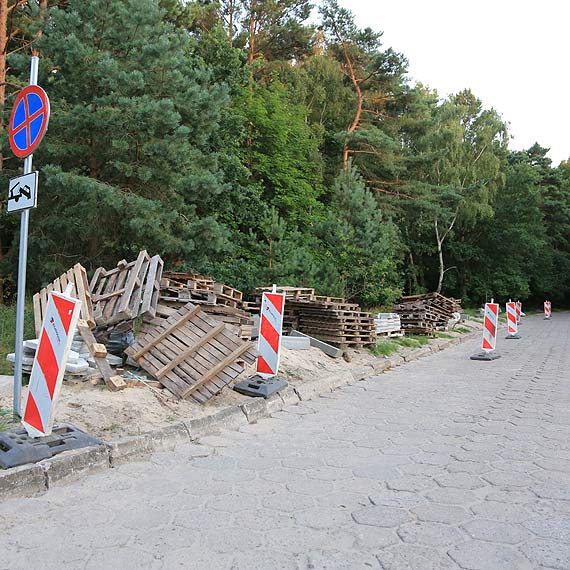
[1, 315, 569, 570]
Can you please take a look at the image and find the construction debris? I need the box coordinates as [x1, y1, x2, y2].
[90, 250, 163, 326]
[374, 313, 403, 337]
[125, 302, 257, 403]
[32, 263, 95, 336]
[394, 293, 462, 335]
[251, 288, 377, 348]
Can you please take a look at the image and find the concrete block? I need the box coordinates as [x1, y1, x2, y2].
[290, 330, 343, 358]
[404, 347, 431, 362]
[0, 463, 46, 499]
[240, 398, 268, 423]
[294, 373, 350, 401]
[265, 393, 285, 415]
[387, 355, 404, 368]
[279, 386, 301, 407]
[108, 434, 156, 465]
[41, 444, 110, 486]
[187, 406, 248, 440]
[108, 423, 190, 465]
[372, 360, 391, 374]
[281, 336, 311, 350]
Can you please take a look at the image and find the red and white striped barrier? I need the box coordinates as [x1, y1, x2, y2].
[544, 301, 551, 319]
[482, 302, 499, 351]
[256, 290, 285, 377]
[505, 301, 520, 339]
[22, 290, 81, 437]
[515, 301, 522, 323]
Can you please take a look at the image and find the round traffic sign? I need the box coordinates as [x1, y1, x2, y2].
[9, 85, 50, 158]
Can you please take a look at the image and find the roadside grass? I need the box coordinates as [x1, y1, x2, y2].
[454, 326, 471, 334]
[0, 302, 35, 375]
[369, 340, 400, 357]
[433, 331, 453, 339]
[0, 407, 18, 431]
[393, 335, 429, 349]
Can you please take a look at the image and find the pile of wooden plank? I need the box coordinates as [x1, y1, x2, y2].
[32, 263, 95, 337]
[250, 287, 376, 348]
[159, 271, 252, 339]
[22, 255, 257, 402]
[90, 251, 163, 326]
[374, 313, 403, 337]
[160, 271, 243, 308]
[126, 302, 256, 403]
[394, 293, 461, 335]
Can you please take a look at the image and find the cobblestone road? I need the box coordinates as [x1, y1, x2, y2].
[1, 315, 570, 570]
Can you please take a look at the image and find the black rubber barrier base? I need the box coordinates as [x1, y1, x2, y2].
[0, 423, 102, 469]
[505, 334, 521, 340]
[470, 352, 501, 361]
[234, 375, 288, 398]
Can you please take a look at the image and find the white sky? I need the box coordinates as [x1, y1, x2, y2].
[338, 0, 569, 166]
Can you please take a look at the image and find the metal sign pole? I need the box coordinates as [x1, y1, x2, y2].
[13, 56, 39, 418]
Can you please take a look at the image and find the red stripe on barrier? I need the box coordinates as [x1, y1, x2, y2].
[52, 295, 75, 334]
[485, 320, 496, 337]
[482, 338, 493, 350]
[488, 303, 498, 315]
[265, 293, 284, 314]
[257, 356, 274, 375]
[37, 330, 59, 399]
[260, 315, 280, 353]
[23, 392, 44, 433]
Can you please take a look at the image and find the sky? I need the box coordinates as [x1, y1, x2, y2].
[338, 0, 569, 165]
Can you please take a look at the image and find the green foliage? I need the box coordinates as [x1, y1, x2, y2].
[368, 340, 399, 357]
[317, 163, 403, 306]
[1, 0, 570, 311]
[394, 335, 429, 348]
[0, 302, 35, 375]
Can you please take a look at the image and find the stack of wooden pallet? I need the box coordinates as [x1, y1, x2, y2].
[160, 271, 243, 308]
[394, 293, 461, 335]
[251, 287, 376, 348]
[374, 313, 403, 337]
[159, 271, 252, 338]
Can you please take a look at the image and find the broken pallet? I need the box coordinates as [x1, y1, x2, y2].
[126, 302, 257, 403]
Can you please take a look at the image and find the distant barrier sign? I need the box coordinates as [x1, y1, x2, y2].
[9, 85, 50, 158]
[7, 172, 38, 213]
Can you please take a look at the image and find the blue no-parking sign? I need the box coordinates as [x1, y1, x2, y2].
[9, 85, 50, 158]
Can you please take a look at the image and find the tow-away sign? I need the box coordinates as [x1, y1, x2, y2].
[7, 171, 38, 213]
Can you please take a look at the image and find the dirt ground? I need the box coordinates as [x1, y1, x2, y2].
[0, 321, 481, 440]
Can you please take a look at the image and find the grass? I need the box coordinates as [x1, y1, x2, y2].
[393, 334, 429, 349]
[454, 326, 471, 334]
[433, 331, 453, 339]
[0, 302, 35, 375]
[0, 406, 18, 431]
[369, 340, 400, 357]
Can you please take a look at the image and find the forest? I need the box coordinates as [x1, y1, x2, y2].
[0, 0, 569, 309]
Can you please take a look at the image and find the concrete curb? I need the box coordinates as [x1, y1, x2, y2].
[0, 329, 481, 500]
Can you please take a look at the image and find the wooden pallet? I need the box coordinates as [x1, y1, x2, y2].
[126, 302, 257, 403]
[90, 251, 163, 326]
[33, 263, 95, 336]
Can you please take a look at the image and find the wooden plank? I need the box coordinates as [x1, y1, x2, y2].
[140, 254, 163, 318]
[181, 343, 252, 399]
[77, 319, 124, 392]
[32, 293, 42, 338]
[128, 305, 202, 359]
[155, 323, 225, 378]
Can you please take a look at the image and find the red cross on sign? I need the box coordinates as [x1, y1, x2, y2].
[9, 85, 50, 159]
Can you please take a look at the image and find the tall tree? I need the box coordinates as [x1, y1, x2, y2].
[2, 0, 235, 288]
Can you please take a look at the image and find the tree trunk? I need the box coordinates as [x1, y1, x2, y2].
[247, 0, 256, 64]
[0, 0, 9, 173]
[227, 0, 234, 46]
